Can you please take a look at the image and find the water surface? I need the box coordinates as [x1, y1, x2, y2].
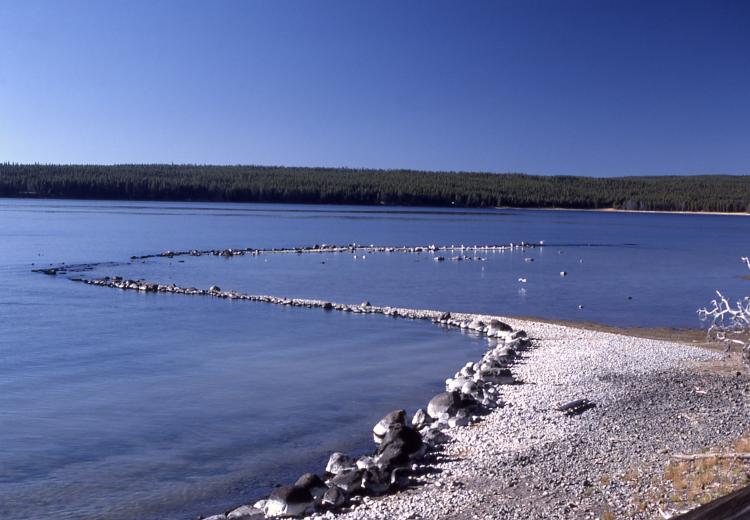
[1, 199, 749, 520]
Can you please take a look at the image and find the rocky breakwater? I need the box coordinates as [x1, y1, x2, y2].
[76, 276, 531, 344]
[59, 273, 534, 519]
[196, 320, 530, 519]
[126, 241, 541, 261]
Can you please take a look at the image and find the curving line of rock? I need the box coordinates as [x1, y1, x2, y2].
[69, 274, 531, 519]
[219, 325, 529, 520]
[76, 275, 527, 337]
[127, 241, 542, 261]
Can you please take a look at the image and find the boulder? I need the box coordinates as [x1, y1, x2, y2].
[377, 424, 422, 456]
[356, 455, 376, 470]
[448, 416, 470, 428]
[460, 381, 476, 395]
[264, 485, 314, 518]
[468, 318, 485, 331]
[372, 410, 406, 443]
[328, 468, 363, 494]
[361, 467, 390, 495]
[446, 377, 473, 393]
[325, 452, 355, 475]
[294, 473, 327, 500]
[489, 319, 512, 331]
[411, 408, 431, 430]
[375, 441, 411, 470]
[427, 391, 463, 419]
[375, 424, 423, 469]
[226, 505, 265, 519]
[321, 486, 346, 509]
[390, 467, 411, 489]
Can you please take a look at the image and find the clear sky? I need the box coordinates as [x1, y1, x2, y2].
[0, 0, 748, 176]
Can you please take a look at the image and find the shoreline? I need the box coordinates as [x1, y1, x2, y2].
[65, 273, 743, 519]
[3, 195, 749, 217]
[33, 243, 747, 519]
[496, 206, 750, 217]
[332, 318, 749, 520]
[510, 315, 716, 349]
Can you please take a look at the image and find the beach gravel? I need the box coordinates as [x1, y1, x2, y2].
[314, 320, 750, 520]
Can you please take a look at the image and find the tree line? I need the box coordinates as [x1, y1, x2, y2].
[0, 163, 748, 213]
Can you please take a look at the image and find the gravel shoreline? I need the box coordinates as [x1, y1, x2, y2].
[322, 320, 749, 520]
[32, 246, 750, 519]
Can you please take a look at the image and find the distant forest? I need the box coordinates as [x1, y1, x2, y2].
[1, 163, 749, 213]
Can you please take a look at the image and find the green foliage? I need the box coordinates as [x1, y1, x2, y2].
[0, 163, 748, 212]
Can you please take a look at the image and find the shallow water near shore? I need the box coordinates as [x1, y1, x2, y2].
[1, 199, 749, 520]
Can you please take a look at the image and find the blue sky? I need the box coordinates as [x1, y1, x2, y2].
[0, 0, 748, 176]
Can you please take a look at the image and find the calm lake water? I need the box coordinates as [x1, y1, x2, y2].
[1, 199, 749, 520]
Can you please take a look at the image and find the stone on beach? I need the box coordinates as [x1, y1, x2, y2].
[361, 466, 391, 495]
[426, 391, 463, 419]
[293, 473, 327, 500]
[325, 452, 355, 475]
[328, 468, 364, 494]
[321, 486, 347, 508]
[411, 408, 431, 429]
[372, 409, 406, 444]
[226, 505, 265, 519]
[375, 424, 423, 469]
[263, 485, 314, 518]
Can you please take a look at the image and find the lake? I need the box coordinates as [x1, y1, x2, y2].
[1, 199, 748, 520]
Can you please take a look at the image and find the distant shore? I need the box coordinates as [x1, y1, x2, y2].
[2, 164, 749, 214]
[497, 206, 750, 216]
[2, 195, 749, 217]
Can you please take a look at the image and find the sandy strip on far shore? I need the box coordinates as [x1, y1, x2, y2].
[495, 206, 750, 216]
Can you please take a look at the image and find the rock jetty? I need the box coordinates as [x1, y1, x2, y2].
[189, 307, 531, 519]
[126, 241, 541, 261]
[57, 271, 532, 519]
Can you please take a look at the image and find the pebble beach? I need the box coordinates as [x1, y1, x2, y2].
[323, 320, 749, 520]
[36, 244, 750, 519]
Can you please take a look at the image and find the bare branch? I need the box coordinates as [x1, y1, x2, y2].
[697, 258, 750, 365]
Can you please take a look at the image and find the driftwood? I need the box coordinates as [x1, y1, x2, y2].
[672, 452, 750, 461]
[697, 257, 750, 365]
[674, 483, 750, 519]
[556, 399, 596, 415]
